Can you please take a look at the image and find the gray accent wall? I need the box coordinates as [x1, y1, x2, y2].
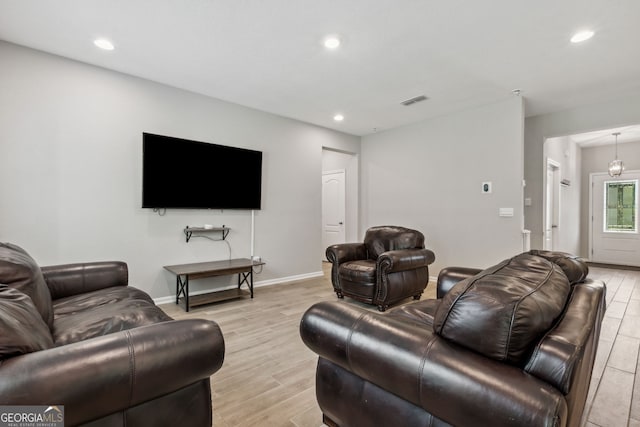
[360, 97, 525, 272]
[0, 41, 360, 299]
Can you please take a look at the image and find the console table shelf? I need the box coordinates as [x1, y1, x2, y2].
[184, 226, 230, 242]
[188, 289, 249, 308]
[164, 258, 264, 311]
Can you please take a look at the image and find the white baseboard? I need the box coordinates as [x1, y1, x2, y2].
[152, 270, 324, 306]
[255, 271, 324, 287]
[154, 295, 180, 306]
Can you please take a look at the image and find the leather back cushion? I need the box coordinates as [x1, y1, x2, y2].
[0, 243, 54, 329]
[433, 254, 570, 366]
[0, 285, 54, 359]
[364, 226, 425, 259]
[528, 250, 589, 284]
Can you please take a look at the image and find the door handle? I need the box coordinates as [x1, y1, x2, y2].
[339, 222, 343, 225]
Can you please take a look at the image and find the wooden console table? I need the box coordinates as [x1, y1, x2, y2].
[164, 258, 265, 312]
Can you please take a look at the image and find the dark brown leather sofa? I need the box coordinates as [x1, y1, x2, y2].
[301, 250, 606, 427]
[326, 226, 435, 311]
[0, 243, 224, 427]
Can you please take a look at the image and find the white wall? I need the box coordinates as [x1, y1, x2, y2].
[0, 41, 360, 299]
[580, 139, 640, 257]
[360, 96, 525, 272]
[543, 136, 581, 254]
[524, 91, 640, 253]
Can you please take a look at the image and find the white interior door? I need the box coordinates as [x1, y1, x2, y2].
[322, 170, 346, 260]
[591, 171, 640, 266]
[544, 159, 560, 250]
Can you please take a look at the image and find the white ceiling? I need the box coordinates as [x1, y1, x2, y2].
[1, 1, 640, 136]
[566, 125, 640, 147]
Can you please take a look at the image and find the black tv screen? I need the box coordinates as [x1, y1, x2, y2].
[142, 133, 262, 209]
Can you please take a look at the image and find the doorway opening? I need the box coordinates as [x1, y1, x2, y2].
[321, 148, 358, 261]
[544, 159, 561, 250]
[542, 124, 640, 261]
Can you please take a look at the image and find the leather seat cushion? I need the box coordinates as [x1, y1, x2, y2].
[387, 299, 439, 328]
[433, 253, 571, 366]
[339, 260, 377, 298]
[339, 260, 376, 283]
[53, 286, 172, 345]
[0, 285, 54, 359]
[0, 243, 54, 329]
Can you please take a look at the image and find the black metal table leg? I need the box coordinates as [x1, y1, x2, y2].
[176, 274, 190, 312]
[238, 270, 254, 298]
[249, 269, 254, 298]
[185, 275, 189, 311]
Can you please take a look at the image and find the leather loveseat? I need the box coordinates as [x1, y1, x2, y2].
[301, 250, 606, 427]
[0, 242, 224, 427]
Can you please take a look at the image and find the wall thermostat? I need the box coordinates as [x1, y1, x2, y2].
[482, 182, 492, 194]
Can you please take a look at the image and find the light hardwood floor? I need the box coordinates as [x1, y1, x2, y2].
[160, 264, 640, 427]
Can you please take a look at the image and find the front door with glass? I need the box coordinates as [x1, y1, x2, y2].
[591, 172, 640, 266]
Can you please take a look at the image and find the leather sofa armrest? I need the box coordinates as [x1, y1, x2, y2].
[0, 319, 224, 426]
[326, 244, 368, 293]
[436, 266, 483, 298]
[41, 261, 129, 300]
[525, 279, 606, 393]
[377, 248, 435, 273]
[325, 243, 368, 265]
[300, 301, 567, 427]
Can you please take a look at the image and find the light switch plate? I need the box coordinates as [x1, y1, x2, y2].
[482, 182, 492, 194]
[499, 208, 514, 217]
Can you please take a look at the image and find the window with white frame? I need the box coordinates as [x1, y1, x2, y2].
[604, 179, 638, 233]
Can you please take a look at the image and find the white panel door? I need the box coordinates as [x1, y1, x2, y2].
[591, 171, 640, 266]
[322, 170, 346, 260]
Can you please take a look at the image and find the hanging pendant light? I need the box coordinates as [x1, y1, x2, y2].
[608, 132, 625, 177]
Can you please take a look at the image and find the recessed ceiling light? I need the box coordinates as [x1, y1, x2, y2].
[333, 114, 344, 122]
[324, 37, 341, 49]
[94, 38, 115, 51]
[570, 30, 594, 43]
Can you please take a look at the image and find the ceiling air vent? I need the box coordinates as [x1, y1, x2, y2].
[400, 95, 428, 106]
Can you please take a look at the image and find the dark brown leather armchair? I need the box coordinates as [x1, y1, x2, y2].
[0, 243, 224, 427]
[302, 251, 605, 427]
[326, 225, 435, 311]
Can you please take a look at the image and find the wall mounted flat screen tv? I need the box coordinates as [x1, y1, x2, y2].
[142, 133, 262, 209]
